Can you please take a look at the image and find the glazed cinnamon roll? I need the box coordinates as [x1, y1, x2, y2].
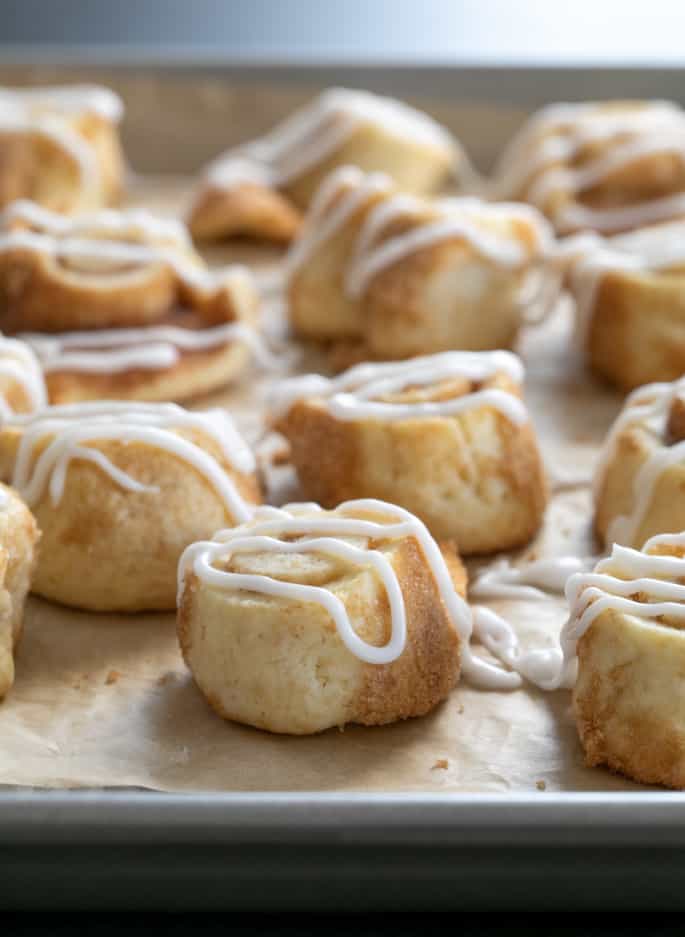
[286, 167, 553, 363]
[0, 200, 266, 403]
[188, 88, 458, 243]
[177, 499, 467, 734]
[494, 100, 685, 235]
[595, 377, 685, 549]
[0, 85, 125, 214]
[0, 483, 40, 701]
[271, 350, 547, 554]
[565, 534, 685, 788]
[0, 402, 261, 612]
[564, 221, 685, 391]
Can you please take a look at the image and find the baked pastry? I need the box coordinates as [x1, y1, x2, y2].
[565, 533, 685, 787]
[0, 402, 261, 612]
[0, 335, 47, 416]
[494, 100, 685, 235]
[188, 88, 457, 243]
[563, 221, 685, 391]
[19, 315, 270, 405]
[271, 350, 548, 554]
[0, 482, 40, 700]
[0, 84, 125, 213]
[286, 166, 553, 361]
[0, 200, 263, 402]
[177, 498, 469, 734]
[594, 376, 685, 549]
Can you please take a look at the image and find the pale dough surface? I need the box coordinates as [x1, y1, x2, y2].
[0, 175, 644, 792]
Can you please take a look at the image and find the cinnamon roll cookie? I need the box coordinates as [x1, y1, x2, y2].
[564, 221, 685, 391]
[271, 351, 547, 554]
[177, 499, 467, 734]
[0, 84, 125, 213]
[494, 100, 685, 235]
[0, 402, 260, 612]
[0, 483, 39, 700]
[286, 167, 553, 362]
[188, 88, 457, 243]
[0, 200, 265, 402]
[595, 377, 685, 549]
[565, 534, 685, 787]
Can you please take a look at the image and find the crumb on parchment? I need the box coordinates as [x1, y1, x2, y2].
[536, 779, 546, 791]
[105, 670, 121, 685]
[432, 758, 449, 770]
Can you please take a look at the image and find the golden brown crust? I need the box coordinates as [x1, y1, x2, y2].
[509, 102, 685, 235]
[287, 182, 545, 360]
[188, 182, 302, 243]
[584, 268, 685, 391]
[0, 206, 248, 334]
[0, 483, 40, 701]
[187, 110, 454, 244]
[0, 112, 124, 214]
[282, 119, 454, 210]
[44, 338, 251, 405]
[0, 424, 261, 613]
[178, 531, 464, 735]
[275, 373, 547, 555]
[575, 609, 685, 788]
[36, 286, 259, 405]
[594, 409, 685, 549]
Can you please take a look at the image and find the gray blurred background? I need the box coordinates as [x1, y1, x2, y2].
[0, 0, 683, 65]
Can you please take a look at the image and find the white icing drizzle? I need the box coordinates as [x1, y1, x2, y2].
[345, 195, 553, 299]
[595, 378, 685, 546]
[0, 335, 47, 415]
[284, 165, 393, 275]
[8, 401, 255, 522]
[285, 166, 552, 298]
[0, 85, 123, 197]
[470, 556, 596, 601]
[205, 88, 456, 193]
[494, 100, 685, 232]
[20, 321, 279, 375]
[178, 497, 524, 685]
[270, 350, 528, 426]
[560, 533, 685, 689]
[0, 200, 252, 298]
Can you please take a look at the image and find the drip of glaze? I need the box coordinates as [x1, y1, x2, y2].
[9, 401, 255, 523]
[178, 498, 523, 685]
[21, 321, 280, 375]
[470, 555, 596, 602]
[560, 533, 685, 688]
[205, 87, 456, 192]
[269, 350, 528, 426]
[0, 336, 47, 414]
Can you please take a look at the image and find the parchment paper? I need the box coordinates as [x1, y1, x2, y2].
[0, 82, 644, 790]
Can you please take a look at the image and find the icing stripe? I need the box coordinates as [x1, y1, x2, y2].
[270, 350, 528, 426]
[9, 402, 255, 522]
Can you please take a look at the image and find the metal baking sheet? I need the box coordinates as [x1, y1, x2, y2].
[2, 60, 685, 910]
